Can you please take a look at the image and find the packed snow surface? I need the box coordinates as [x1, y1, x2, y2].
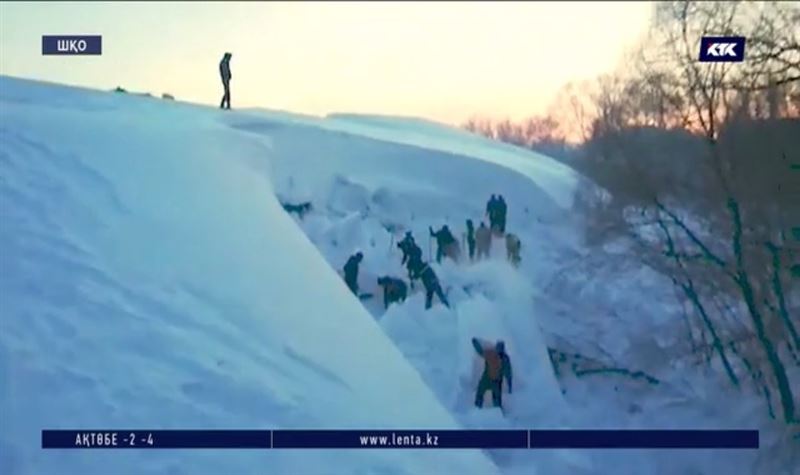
[1, 76, 793, 475]
[0, 76, 499, 475]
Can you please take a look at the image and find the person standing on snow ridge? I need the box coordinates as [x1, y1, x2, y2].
[475, 221, 492, 260]
[497, 195, 508, 234]
[343, 251, 363, 295]
[486, 195, 498, 231]
[472, 338, 513, 410]
[219, 52, 232, 109]
[465, 219, 476, 261]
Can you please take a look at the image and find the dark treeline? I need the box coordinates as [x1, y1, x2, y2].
[466, 1, 799, 425]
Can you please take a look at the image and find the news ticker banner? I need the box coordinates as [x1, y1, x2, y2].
[42, 430, 759, 449]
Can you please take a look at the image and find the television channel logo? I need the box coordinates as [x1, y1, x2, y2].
[699, 36, 745, 62]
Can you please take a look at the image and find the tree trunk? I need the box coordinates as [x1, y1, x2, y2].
[737, 273, 796, 423]
[729, 199, 796, 423]
[766, 242, 800, 351]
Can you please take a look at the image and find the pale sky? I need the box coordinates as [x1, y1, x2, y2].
[0, 1, 653, 125]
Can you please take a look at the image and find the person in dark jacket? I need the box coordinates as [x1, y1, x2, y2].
[343, 251, 363, 295]
[406, 247, 424, 289]
[430, 225, 458, 263]
[398, 231, 416, 266]
[465, 219, 476, 261]
[497, 195, 508, 233]
[486, 195, 498, 231]
[219, 52, 232, 110]
[377, 276, 408, 309]
[411, 262, 450, 309]
[486, 195, 496, 216]
[472, 338, 513, 409]
[398, 232, 423, 286]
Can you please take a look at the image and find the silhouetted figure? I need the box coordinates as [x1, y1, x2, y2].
[398, 232, 423, 286]
[398, 232, 416, 266]
[430, 225, 458, 263]
[465, 219, 476, 261]
[219, 52, 232, 110]
[497, 195, 507, 233]
[343, 251, 363, 295]
[486, 195, 498, 231]
[411, 262, 450, 310]
[406, 247, 424, 289]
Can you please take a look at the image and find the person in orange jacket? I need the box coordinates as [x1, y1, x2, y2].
[472, 338, 513, 409]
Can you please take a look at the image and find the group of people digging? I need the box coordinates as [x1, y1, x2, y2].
[338, 195, 518, 411]
[343, 195, 523, 310]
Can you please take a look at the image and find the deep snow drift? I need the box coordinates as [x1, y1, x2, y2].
[240, 109, 794, 474]
[232, 103, 794, 473]
[0, 76, 499, 475]
[1, 76, 794, 475]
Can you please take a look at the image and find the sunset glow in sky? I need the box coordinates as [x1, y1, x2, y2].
[1, 1, 653, 125]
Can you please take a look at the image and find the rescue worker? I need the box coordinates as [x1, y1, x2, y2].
[465, 219, 476, 261]
[406, 247, 424, 289]
[398, 231, 416, 266]
[497, 195, 508, 233]
[398, 232, 423, 286]
[430, 225, 458, 263]
[471, 338, 513, 409]
[411, 261, 450, 310]
[343, 251, 363, 295]
[486, 195, 498, 231]
[377, 276, 408, 309]
[475, 221, 492, 260]
[505, 232, 521, 267]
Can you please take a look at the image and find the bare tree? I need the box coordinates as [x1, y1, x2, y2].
[547, 81, 597, 143]
[580, 1, 798, 423]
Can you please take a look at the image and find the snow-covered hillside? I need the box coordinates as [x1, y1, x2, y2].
[1, 76, 793, 475]
[232, 102, 793, 475]
[0, 76, 499, 475]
